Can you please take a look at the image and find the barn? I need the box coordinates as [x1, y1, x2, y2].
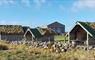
[67, 21, 95, 47]
[47, 22, 65, 34]
[0, 25, 33, 41]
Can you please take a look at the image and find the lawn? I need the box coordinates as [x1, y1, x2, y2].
[54, 35, 66, 41]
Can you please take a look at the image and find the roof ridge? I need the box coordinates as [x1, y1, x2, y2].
[48, 21, 65, 26]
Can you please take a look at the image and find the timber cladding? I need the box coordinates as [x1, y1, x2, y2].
[0, 25, 32, 41]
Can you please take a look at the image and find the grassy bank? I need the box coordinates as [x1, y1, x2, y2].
[0, 40, 95, 60]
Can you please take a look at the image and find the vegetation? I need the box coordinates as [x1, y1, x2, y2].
[0, 25, 24, 34]
[0, 40, 95, 60]
[54, 35, 66, 41]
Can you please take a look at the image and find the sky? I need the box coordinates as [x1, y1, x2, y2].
[0, 0, 95, 31]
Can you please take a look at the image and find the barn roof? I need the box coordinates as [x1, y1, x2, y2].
[37, 27, 57, 35]
[77, 21, 95, 37]
[30, 28, 42, 38]
[22, 26, 30, 32]
[0, 25, 24, 34]
[47, 22, 65, 27]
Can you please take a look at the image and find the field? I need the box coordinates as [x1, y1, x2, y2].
[54, 35, 66, 41]
[0, 40, 95, 60]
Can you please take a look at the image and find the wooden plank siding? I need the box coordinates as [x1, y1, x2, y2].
[1, 34, 23, 41]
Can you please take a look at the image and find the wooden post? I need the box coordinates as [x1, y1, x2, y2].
[68, 33, 70, 44]
[87, 33, 89, 50]
[64, 35, 66, 43]
[0, 34, 1, 40]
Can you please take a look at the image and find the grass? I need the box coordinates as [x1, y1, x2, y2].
[0, 40, 95, 60]
[54, 35, 65, 41]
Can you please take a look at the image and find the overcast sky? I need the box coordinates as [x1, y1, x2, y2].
[0, 0, 95, 31]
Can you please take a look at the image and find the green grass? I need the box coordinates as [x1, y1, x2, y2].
[54, 35, 65, 41]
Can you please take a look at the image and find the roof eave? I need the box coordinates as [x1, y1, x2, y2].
[77, 22, 93, 37]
